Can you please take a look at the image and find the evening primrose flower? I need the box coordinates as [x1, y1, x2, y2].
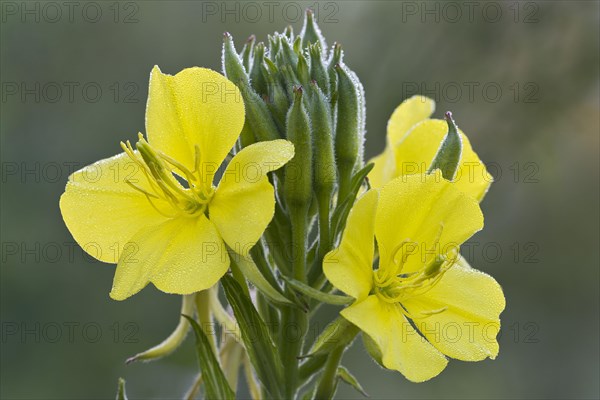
[60, 67, 294, 300]
[369, 96, 492, 201]
[323, 173, 505, 382]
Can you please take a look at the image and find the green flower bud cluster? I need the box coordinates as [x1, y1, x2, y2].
[222, 10, 367, 283]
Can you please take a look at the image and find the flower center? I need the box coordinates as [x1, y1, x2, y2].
[121, 134, 214, 218]
[372, 225, 457, 317]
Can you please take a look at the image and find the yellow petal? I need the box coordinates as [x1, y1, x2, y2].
[110, 215, 229, 300]
[369, 96, 435, 188]
[367, 147, 395, 190]
[59, 152, 169, 264]
[323, 190, 378, 300]
[403, 256, 505, 361]
[375, 173, 483, 274]
[393, 119, 492, 201]
[146, 66, 245, 180]
[209, 140, 294, 255]
[342, 295, 448, 382]
[387, 95, 436, 145]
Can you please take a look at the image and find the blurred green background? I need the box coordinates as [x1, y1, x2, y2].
[1, 1, 598, 398]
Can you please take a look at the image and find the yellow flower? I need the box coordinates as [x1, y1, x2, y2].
[323, 173, 505, 382]
[60, 67, 294, 300]
[369, 96, 493, 201]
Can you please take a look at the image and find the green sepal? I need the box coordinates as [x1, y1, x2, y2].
[183, 315, 236, 400]
[337, 366, 369, 398]
[362, 333, 384, 368]
[281, 275, 353, 306]
[222, 275, 285, 399]
[308, 317, 359, 357]
[427, 111, 463, 180]
[115, 378, 128, 400]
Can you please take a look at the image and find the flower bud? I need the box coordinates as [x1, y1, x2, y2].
[300, 8, 327, 50]
[283, 25, 294, 40]
[284, 87, 313, 208]
[327, 43, 343, 103]
[240, 35, 255, 71]
[308, 80, 336, 203]
[334, 63, 365, 200]
[222, 32, 280, 142]
[427, 111, 463, 180]
[249, 42, 267, 96]
[264, 64, 289, 133]
[309, 44, 330, 95]
[279, 35, 298, 70]
[297, 53, 310, 85]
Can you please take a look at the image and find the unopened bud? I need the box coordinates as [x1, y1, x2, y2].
[284, 86, 313, 207]
[301, 8, 327, 50]
[264, 65, 289, 133]
[335, 63, 365, 200]
[328, 43, 343, 100]
[280, 35, 298, 70]
[309, 44, 330, 95]
[249, 42, 267, 96]
[309, 81, 336, 201]
[427, 111, 463, 180]
[297, 53, 310, 85]
[240, 35, 255, 71]
[223, 32, 280, 142]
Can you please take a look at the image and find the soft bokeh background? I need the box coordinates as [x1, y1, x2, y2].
[1, 1, 598, 398]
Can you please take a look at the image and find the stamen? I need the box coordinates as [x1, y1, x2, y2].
[119, 135, 213, 218]
[124, 180, 159, 199]
[159, 151, 197, 184]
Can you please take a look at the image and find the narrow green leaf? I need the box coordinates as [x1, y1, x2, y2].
[337, 366, 369, 398]
[182, 315, 235, 400]
[281, 275, 353, 306]
[231, 250, 293, 306]
[308, 317, 359, 357]
[115, 378, 127, 400]
[222, 275, 285, 399]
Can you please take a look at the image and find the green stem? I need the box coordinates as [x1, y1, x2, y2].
[314, 346, 344, 400]
[282, 205, 310, 398]
[337, 161, 353, 206]
[316, 194, 331, 267]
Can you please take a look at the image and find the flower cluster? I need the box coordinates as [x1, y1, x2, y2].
[60, 9, 505, 399]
